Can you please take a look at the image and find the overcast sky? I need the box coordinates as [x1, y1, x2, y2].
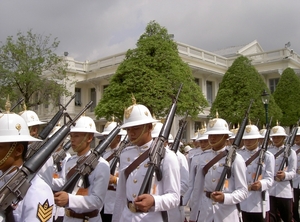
[1, 1, 299, 62]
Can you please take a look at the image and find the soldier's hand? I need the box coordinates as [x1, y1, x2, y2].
[276, 171, 285, 181]
[134, 194, 155, 212]
[251, 181, 262, 191]
[109, 175, 117, 184]
[54, 191, 69, 207]
[210, 191, 224, 203]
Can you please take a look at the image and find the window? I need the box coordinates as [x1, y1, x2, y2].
[269, 78, 279, 93]
[75, 88, 82, 106]
[206, 81, 213, 106]
[90, 88, 96, 111]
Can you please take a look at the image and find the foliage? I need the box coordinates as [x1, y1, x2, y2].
[210, 56, 282, 127]
[273, 67, 300, 127]
[95, 21, 208, 121]
[0, 30, 70, 109]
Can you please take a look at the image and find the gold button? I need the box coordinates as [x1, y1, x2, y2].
[213, 166, 216, 170]
[132, 194, 136, 198]
[127, 157, 130, 162]
[219, 163, 223, 167]
[206, 160, 209, 163]
[137, 165, 140, 169]
[133, 179, 137, 183]
[212, 179, 216, 182]
[144, 164, 149, 168]
[248, 172, 251, 174]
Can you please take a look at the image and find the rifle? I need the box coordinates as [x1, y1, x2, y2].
[215, 99, 253, 191]
[277, 122, 299, 173]
[253, 117, 272, 221]
[53, 140, 72, 172]
[110, 135, 130, 175]
[138, 83, 182, 196]
[25, 94, 75, 160]
[0, 101, 93, 212]
[170, 112, 188, 153]
[60, 124, 121, 193]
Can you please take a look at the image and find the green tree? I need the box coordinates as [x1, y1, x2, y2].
[273, 67, 300, 127]
[210, 56, 282, 126]
[95, 21, 208, 120]
[0, 30, 70, 109]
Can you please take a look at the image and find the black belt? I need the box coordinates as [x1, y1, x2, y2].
[108, 185, 116, 191]
[65, 208, 99, 219]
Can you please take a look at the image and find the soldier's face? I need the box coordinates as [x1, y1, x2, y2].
[208, 134, 228, 150]
[294, 135, 300, 146]
[243, 139, 259, 150]
[70, 132, 93, 155]
[125, 124, 152, 146]
[271, 136, 285, 147]
[0, 142, 23, 172]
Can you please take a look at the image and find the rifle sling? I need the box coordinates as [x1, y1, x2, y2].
[106, 152, 116, 162]
[125, 149, 150, 180]
[66, 156, 88, 180]
[245, 150, 260, 167]
[296, 148, 300, 155]
[202, 150, 228, 176]
[274, 148, 285, 159]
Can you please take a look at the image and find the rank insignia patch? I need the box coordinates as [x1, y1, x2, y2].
[37, 199, 53, 222]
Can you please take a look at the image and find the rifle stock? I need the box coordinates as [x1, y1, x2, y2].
[60, 124, 121, 193]
[215, 99, 253, 191]
[0, 101, 93, 211]
[138, 84, 183, 196]
[53, 140, 72, 172]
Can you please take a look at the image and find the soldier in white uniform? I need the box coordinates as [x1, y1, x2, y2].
[268, 124, 296, 222]
[292, 127, 300, 222]
[53, 115, 110, 222]
[189, 115, 248, 222]
[238, 124, 274, 221]
[152, 122, 189, 222]
[0, 104, 54, 222]
[100, 119, 127, 222]
[112, 100, 180, 222]
[19, 105, 54, 188]
[183, 126, 210, 212]
[187, 130, 202, 166]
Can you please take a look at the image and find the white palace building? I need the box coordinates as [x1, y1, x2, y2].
[37, 40, 300, 145]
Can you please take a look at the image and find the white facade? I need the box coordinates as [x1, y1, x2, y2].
[35, 40, 300, 143]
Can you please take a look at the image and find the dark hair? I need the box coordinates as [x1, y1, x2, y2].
[19, 142, 28, 160]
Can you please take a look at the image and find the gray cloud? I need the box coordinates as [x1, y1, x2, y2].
[1, 0, 299, 61]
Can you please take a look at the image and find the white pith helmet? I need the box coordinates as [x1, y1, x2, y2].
[168, 134, 174, 143]
[191, 131, 198, 140]
[260, 125, 267, 137]
[151, 122, 163, 138]
[120, 95, 159, 129]
[229, 125, 239, 140]
[70, 115, 101, 137]
[270, 122, 287, 137]
[205, 112, 232, 135]
[0, 112, 42, 143]
[196, 123, 208, 141]
[19, 104, 46, 127]
[184, 145, 192, 152]
[243, 124, 264, 139]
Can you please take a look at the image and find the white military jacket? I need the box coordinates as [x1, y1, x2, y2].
[238, 147, 274, 212]
[190, 147, 248, 222]
[102, 147, 119, 215]
[268, 145, 296, 198]
[292, 144, 300, 189]
[112, 140, 180, 222]
[52, 150, 110, 222]
[167, 147, 189, 222]
[0, 169, 54, 222]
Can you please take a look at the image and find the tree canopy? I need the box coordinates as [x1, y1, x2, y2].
[95, 20, 208, 121]
[273, 67, 300, 127]
[210, 56, 282, 127]
[0, 30, 70, 109]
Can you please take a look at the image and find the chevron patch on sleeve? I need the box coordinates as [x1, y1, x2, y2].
[37, 199, 53, 222]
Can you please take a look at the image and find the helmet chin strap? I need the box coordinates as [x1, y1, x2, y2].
[0, 142, 17, 166]
[131, 125, 146, 145]
[73, 133, 89, 153]
[209, 135, 226, 151]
